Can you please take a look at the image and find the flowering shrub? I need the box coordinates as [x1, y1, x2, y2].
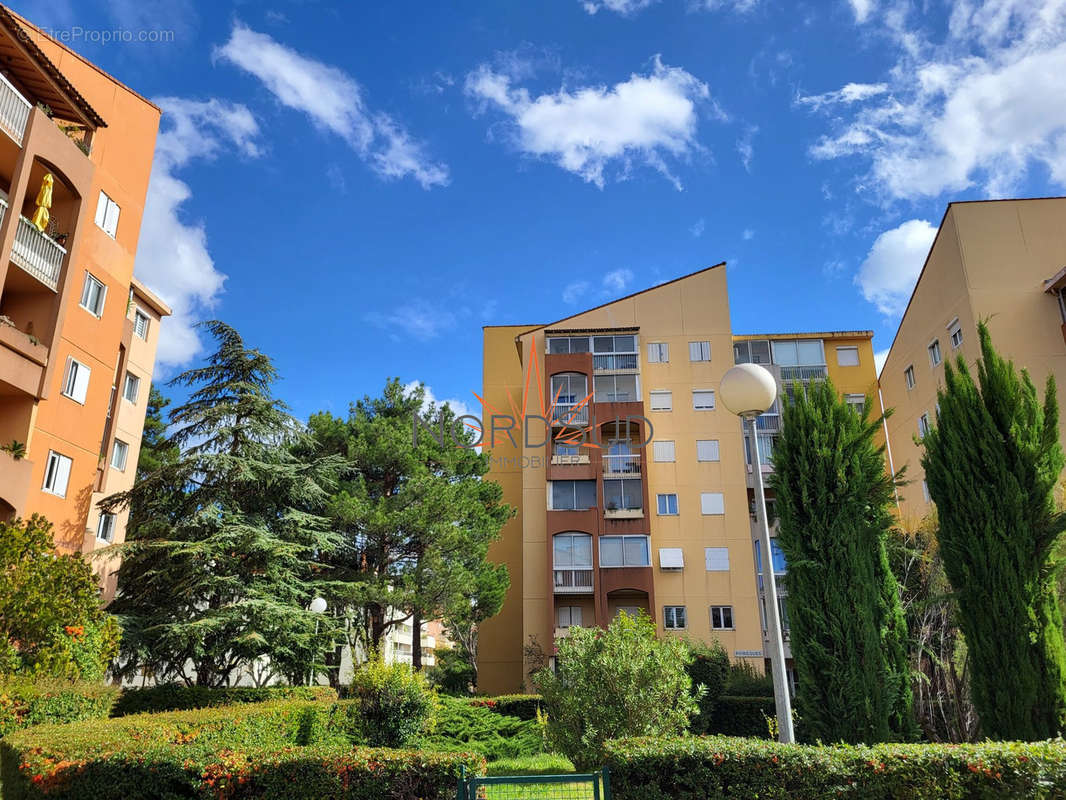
[604, 735, 1066, 799]
[0, 680, 118, 737]
[468, 694, 542, 721]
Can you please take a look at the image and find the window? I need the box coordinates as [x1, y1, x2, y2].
[949, 319, 963, 349]
[663, 606, 687, 630]
[836, 346, 860, 367]
[111, 439, 129, 471]
[123, 372, 140, 403]
[42, 451, 72, 497]
[603, 478, 642, 511]
[553, 533, 593, 590]
[646, 342, 669, 363]
[94, 190, 120, 237]
[547, 335, 591, 354]
[689, 341, 711, 362]
[710, 605, 734, 630]
[614, 606, 642, 621]
[928, 339, 942, 366]
[754, 539, 786, 589]
[922, 480, 930, 502]
[61, 357, 91, 404]
[696, 440, 720, 462]
[593, 374, 639, 402]
[772, 339, 825, 366]
[133, 309, 150, 339]
[693, 389, 716, 411]
[97, 513, 116, 543]
[653, 440, 675, 462]
[556, 606, 583, 628]
[599, 535, 651, 567]
[657, 493, 679, 515]
[649, 390, 672, 411]
[659, 548, 684, 569]
[550, 480, 597, 510]
[918, 413, 930, 438]
[733, 339, 771, 365]
[845, 394, 865, 414]
[79, 273, 107, 317]
[904, 365, 916, 390]
[705, 547, 730, 571]
[593, 335, 638, 369]
[551, 372, 589, 423]
[700, 492, 725, 515]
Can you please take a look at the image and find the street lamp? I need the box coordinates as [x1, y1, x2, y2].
[308, 597, 327, 686]
[719, 363, 795, 744]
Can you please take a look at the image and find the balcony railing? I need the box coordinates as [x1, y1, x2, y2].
[593, 353, 638, 371]
[551, 404, 589, 426]
[779, 365, 828, 382]
[603, 453, 640, 475]
[10, 214, 65, 291]
[554, 568, 593, 593]
[0, 73, 31, 146]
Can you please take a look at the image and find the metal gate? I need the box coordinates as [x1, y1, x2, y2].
[456, 766, 610, 800]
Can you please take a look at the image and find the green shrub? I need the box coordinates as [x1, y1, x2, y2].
[709, 696, 775, 738]
[427, 646, 476, 695]
[423, 695, 544, 761]
[722, 660, 774, 697]
[469, 694, 543, 721]
[0, 681, 119, 737]
[111, 683, 337, 717]
[0, 699, 484, 799]
[686, 641, 730, 734]
[533, 611, 700, 771]
[605, 735, 1066, 800]
[347, 658, 436, 747]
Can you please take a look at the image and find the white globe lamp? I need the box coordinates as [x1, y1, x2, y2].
[309, 596, 327, 614]
[719, 363, 778, 418]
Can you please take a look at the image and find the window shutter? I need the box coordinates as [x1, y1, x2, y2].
[705, 546, 729, 571]
[94, 192, 108, 229]
[693, 390, 715, 410]
[73, 363, 90, 404]
[659, 548, 684, 569]
[653, 441, 675, 462]
[689, 341, 710, 361]
[103, 200, 120, 237]
[697, 440, 720, 461]
[700, 492, 725, 515]
[649, 390, 672, 411]
[54, 454, 72, 496]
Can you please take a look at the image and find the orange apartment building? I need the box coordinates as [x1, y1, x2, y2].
[0, 6, 169, 592]
[879, 198, 1066, 526]
[477, 264, 879, 694]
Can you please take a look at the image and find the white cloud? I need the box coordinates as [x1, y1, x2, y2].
[690, 218, 706, 237]
[562, 280, 592, 305]
[603, 268, 635, 293]
[581, 0, 657, 14]
[796, 82, 888, 110]
[805, 1, 1066, 199]
[874, 347, 890, 375]
[215, 22, 448, 189]
[135, 98, 263, 369]
[693, 0, 759, 11]
[855, 219, 937, 315]
[404, 380, 474, 420]
[364, 300, 458, 341]
[736, 125, 756, 171]
[465, 55, 714, 189]
[742, 227, 755, 240]
[848, 0, 876, 23]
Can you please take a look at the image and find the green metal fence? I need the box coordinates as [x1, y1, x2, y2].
[456, 767, 610, 800]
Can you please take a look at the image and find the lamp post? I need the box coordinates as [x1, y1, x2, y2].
[719, 363, 795, 744]
[308, 596, 327, 686]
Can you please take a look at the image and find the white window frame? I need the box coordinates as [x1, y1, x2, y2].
[599, 534, 651, 567]
[688, 341, 711, 362]
[649, 390, 673, 411]
[692, 390, 716, 411]
[94, 190, 120, 238]
[922, 480, 931, 502]
[700, 492, 725, 515]
[97, 512, 116, 543]
[928, 339, 942, 367]
[79, 272, 107, 317]
[549, 480, 597, 511]
[918, 413, 930, 438]
[61, 357, 91, 404]
[904, 365, 916, 390]
[123, 372, 140, 403]
[556, 606, 583, 628]
[42, 451, 72, 497]
[656, 493, 679, 515]
[710, 605, 734, 630]
[696, 439, 720, 462]
[948, 318, 963, 349]
[653, 440, 676, 462]
[133, 309, 150, 340]
[845, 394, 865, 414]
[705, 546, 730, 571]
[646, 342, 669, 363]
[835, 346, 860, 367]
[111, 439, 129, 471]
[663, 605, 687, 630]
[659, 547, 684, 569]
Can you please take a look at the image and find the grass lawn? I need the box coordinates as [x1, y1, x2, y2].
[476, 755, 603, 800]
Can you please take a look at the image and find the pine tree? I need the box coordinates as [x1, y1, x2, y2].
[770, 377, 915, 743]
[106, 321, 342, 686]
[921, 322, 1066, 739]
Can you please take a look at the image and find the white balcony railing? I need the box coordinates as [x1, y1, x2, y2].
[554, 568, 593, 593]
[551, 404, 589, 426]
[603, 453, 640, 475]
[593, 353, 638, 371]
[779, 365, 828, 382]
[0, 73, 31, 146]
[10, 215, 65, 291]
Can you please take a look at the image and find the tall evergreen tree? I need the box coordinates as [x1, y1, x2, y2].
[106, 321, 342, 686]
[921, 322, 1066, 739]
[771, 377, 914, 743]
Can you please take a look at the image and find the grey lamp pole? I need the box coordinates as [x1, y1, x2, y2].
[719, 363, 794, 744]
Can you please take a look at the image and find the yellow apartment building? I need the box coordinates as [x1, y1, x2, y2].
[0, 6, 169, 591]
[477, 264, 879, 694]
[879, 197, 1066, 525]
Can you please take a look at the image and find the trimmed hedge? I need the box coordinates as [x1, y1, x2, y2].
[0, 681, 119, 737]
[468, 694, 542, 721]
[424, 695, 544, 761]
[110, 683, 337, 717]
[604, 735, 1066, 800]
[0, 699, 484, 799]
[708, 695, 774, 738]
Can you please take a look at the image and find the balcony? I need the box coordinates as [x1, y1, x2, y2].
[593, 353, 638, 371]
[7, 211, 65, 291]
[0, 73, 31, 147]
[551, 403, 589, 427]
[603, 453, 640, 475]
[553, 568, 593, 593]
[779, 364, 828, 382]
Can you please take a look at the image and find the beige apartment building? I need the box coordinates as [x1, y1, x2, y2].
[478, 264, 879, 694]
[0, 5, 169, 595]
[879, 197, 1066, 525]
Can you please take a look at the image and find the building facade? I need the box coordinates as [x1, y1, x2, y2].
[477, 265, 879, 694]
[0, 7, 169, 585]
[878, 198, 1066, 525]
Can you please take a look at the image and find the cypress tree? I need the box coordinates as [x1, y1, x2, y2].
[771, 377, 915, 742]
[921, 322, 1066, 739]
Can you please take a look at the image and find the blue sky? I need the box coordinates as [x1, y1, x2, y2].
[16, 0, 1066, 420]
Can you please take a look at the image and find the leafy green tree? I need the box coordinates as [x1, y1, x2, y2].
[426, 646, 476, 695]
[771, 377, 915, 743]
[685, 639, 731, 734]
[136, 385, 179, 479]
[922, 322, 1066, 739]
[106, 321, 342, 686]
[0, 515, 118, 679]
[442, 561, 509, 689]
[342, 656, 437, 747]
[533, 611, 701, 770]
